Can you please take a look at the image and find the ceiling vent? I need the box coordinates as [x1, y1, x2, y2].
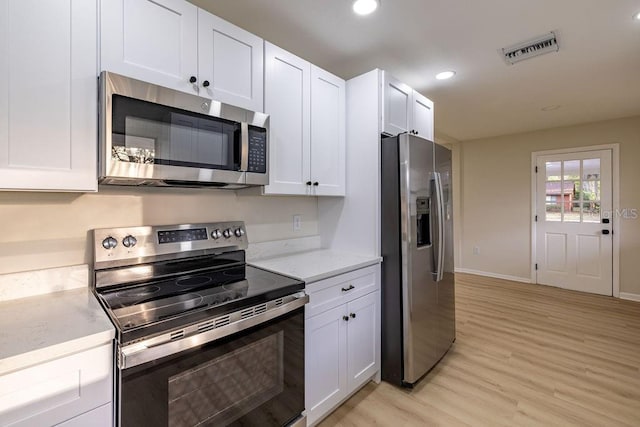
[501, 31, 559, 65]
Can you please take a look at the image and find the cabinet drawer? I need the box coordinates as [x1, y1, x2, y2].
[305, 265, 379, 318]
[0, 343, 113, 427]
[55, 402, 112, 427]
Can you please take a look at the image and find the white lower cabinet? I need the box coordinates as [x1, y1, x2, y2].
[305, 265, 380, 426]
[0, 343, 113, 427]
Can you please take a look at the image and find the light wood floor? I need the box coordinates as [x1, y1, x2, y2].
[319, 274, 640, 426]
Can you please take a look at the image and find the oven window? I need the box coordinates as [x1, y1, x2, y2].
[168, 332, 283, 426]
[111, 95, 241, 171]
[119, 307, 304, 427]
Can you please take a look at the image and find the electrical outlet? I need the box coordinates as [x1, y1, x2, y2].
[473, 246, 480, 255]
[293, 215, 302, 231]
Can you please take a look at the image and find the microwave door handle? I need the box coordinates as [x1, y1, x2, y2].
[240, 122, 249, 171]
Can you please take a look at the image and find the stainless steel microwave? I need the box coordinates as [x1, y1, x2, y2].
[99, 71, 269, 188]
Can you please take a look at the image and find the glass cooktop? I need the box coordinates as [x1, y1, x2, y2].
[97, 265, 303, 344]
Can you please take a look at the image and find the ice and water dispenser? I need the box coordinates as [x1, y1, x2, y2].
[416, 197, 431, 247]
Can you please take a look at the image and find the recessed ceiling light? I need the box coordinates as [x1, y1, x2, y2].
[634, 11, 640, 21]
[435, 70, 456, 80]
[353, 0, 379, 16]
[541, 104, 561, 111]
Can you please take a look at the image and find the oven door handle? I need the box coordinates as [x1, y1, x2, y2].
[119, 292, 309, 370]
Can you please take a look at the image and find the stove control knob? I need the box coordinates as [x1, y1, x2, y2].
[101, 236, 117, 250]
[234, 227, 245, 237]
[211, 229, 222, 240]
[122, 235, 137, 248]
[223, 228, 232, 239]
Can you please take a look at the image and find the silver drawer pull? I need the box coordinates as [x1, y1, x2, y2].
[341, 284, 355, 292]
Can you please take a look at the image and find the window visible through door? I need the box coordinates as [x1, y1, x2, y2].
[544, 158, 602, 224]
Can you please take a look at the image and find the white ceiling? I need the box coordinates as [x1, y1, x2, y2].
[189, 0, 640, 141]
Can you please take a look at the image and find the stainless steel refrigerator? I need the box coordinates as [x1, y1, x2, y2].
[381, 133, 455, 387]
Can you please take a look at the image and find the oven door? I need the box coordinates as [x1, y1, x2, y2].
[117, 306, 305, 427]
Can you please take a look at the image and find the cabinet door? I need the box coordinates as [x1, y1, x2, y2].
[382, 72, 412, 136]
[306, 305, 348, 426]
[263, 42, 311, 195]
[346, 291, 379, 392]
[0, 344, 112, 427]
[412, 91, 434, 141]
[0, 0, 97, 191]
[100, 0, 198, 94]
[198, 9, 263, 112]
[310, 66, 345, 196]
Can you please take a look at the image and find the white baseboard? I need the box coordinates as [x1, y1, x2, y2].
[454, 268, 532, 284]
[619, 292, 640, 302]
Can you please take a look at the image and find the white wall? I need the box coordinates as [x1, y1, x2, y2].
[457, 115, 640, 294]
[0, 187, 318, 274]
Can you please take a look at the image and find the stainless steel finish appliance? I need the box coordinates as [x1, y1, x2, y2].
[92, 221, 307, 426]
[99, 71, 269, 188]
[381, 133, 455, 387]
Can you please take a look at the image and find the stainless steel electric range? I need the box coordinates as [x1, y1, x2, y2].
[92, 222, 308, 427]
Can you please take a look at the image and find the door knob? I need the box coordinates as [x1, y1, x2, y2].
[602, 230, 610, 235]
[203, 80, 210, 87]
[343, 315, 349, 322]
[189, 76, 197, 83]
[306, 181, 312, 186]
[350, 313, 356, 319]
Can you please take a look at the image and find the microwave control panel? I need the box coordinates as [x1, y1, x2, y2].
[247, 126, 267, 173]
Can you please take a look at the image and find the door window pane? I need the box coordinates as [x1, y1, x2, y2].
[565, 202, 581, 222]
[583, 201, 601, 223]
[545, 161, 561, 181]
[545, 203, 561, 221]
[583, 158, 600, 180]
[563, 160, 580, 181]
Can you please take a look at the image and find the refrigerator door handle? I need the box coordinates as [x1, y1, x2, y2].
[430, 178, 438, 278]
[434, 172, 445, 282]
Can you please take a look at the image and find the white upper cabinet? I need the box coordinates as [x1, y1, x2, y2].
[0, 0, 98, 191]
[412, 90, 434, 141]
[311, 66, 346, 196]
[100, 0, 198, 94]
[382, 73, 412, 136]
[100, 0, 264, 111]
[264, 43, 345, 196]
[382, 71, 434, 140]
[198, 9, 264, 112]
[264, 42, 311, 195]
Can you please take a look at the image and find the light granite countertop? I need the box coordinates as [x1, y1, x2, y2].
[0, 283, 114, 376]
[249, 249, 382, 283]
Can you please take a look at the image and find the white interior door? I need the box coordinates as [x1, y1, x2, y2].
[535, 150, 612, 295]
